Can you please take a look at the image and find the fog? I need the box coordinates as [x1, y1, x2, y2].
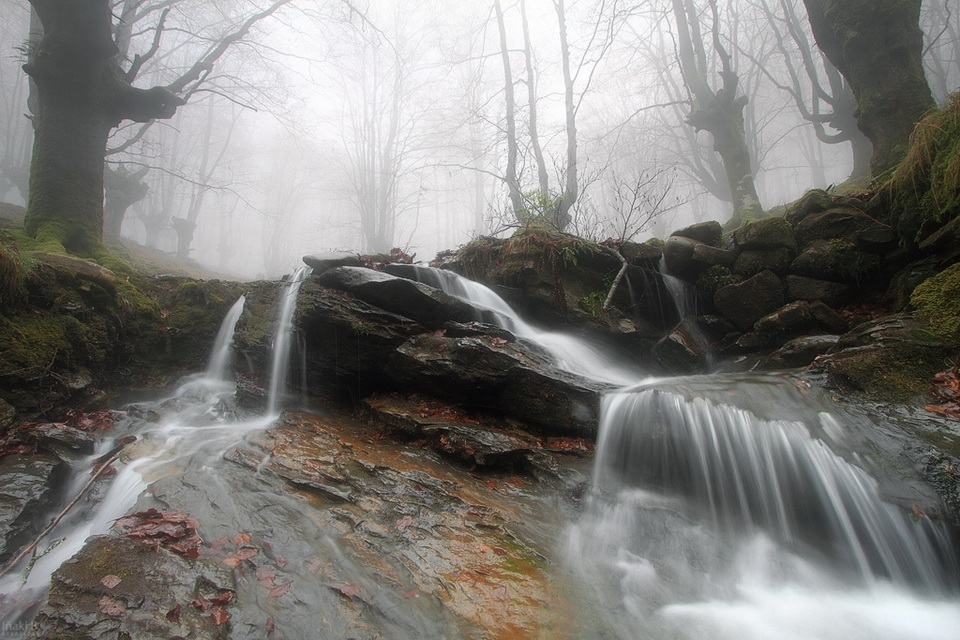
[0, 0, 957, 279]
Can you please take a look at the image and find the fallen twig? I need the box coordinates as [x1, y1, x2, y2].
[0, 439, 133, 579]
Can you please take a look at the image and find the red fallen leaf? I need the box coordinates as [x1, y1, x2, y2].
[506, 476, 523, 487]
[275, 556, 288, 565]
[490, 337, 508, 346]
[210, 536, 229, 550]
[222, 557, 240, 567]
[98, 596, 125, 616]
[256, 566, 276, 582]
[100, 574, 121, 589]
[232, 533, 251, 545]
[210, 591, 233, 605]
[492, 547, 508, 556]
[166, 603, 182, 623]
[268, 582, 292, 598]
[266, 618, 277, 637]
[396, 515, 414, 531]
[486, 480, 497, 490]
[210, 605, 230, 625]
[402, 587, 420, 599]
[193, 596, 209, 611]
[912, 504, 928, 519]
[339, 584, 361, 598]
[235, 546, 258, 561]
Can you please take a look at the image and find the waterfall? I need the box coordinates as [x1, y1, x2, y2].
[394, 265, 643, 387]
[567, 375, 960, 639]
[267, 266, 310, 415]
[658, 255, 698, 321]
[205, 294, 245, 381]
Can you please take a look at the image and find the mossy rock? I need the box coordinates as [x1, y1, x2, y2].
[910, 263, 960, 342]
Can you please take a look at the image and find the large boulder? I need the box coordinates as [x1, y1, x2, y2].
[316, 266, 481, 328]
[733, 217, 797, 252]
[794, 207, 880, 248]
[786, 275, 851, 307]
[713, 271, 785, 332]
[790, 239, 881, 286]
[671, 220, 723, 246]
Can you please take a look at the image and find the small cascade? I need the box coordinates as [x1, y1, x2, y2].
[0, 269, 311, 635]
[658, 255, 698, 321]
[267, 266, 310, 415]
[205, 295, 245, 381]
[397, 265, 643, 387]
[567, 375, 960, 639]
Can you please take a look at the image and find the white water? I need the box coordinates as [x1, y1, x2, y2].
[567, 378, 960, 639]
[0, 270, 308, 631]
[206, 294, 245, 381]
[267, 266, 310, 415]
[397, 265, 644, 387]
[659, 255, 698, 321]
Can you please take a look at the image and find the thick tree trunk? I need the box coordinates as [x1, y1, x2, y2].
[23, 0, 183, 256]
[802, 0, 935, 175]
[494, 0, 524, 223]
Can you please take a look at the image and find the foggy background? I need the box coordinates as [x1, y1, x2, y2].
[1, 0, 957, 279]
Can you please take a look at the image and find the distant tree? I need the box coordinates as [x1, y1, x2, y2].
[22, 0, 292, 256]
[921, 0, 960, 104]
[801, 0, 936, 175]
[668, 0, 762, 228]
[748, 0, 872, 180]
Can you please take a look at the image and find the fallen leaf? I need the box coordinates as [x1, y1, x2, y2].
[210, 605, 230, 625]
[210, 535, 229, 550]
[232, 533, 251, 545]
[235, 546, 258, 561]
[210, 592, 233, 605]
[256, 566, 276, 582]
[266, 618, 277, 637]
[492, 547, 508, 556]
[165, 603, 182, 623]
[100, 575, 121, 589]
[275, 556, 288, 565]
[222, 557, 240, 567]
[268, 582, 292, 598]
[339, 584, 361, 598]
[98, 596, 125, 617]
[396, 515, 414, 531]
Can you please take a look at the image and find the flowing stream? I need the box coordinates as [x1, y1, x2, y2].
[1, 265, 958, 639]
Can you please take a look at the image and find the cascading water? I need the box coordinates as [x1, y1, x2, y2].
[394, 265, 643, 386]
[267, 266, 310, 415]
[567, 374, 960, 639]
[658, 254, 698, 321]
[0, 269, 308, 636]
[206, 294, 246, 381]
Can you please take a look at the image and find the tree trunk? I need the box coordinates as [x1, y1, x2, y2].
[802, 0, 935, 175]
[103, 165, 149, 243]
[494, 0, 524, 222]
[23, 0, 183, 256]
[554, 0, 576, 232]
[670, 0, 762, 229]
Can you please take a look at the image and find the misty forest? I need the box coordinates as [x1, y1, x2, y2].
[1, 0, 960, 638]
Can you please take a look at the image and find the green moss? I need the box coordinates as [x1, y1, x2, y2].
[695, 266, 741, 300]
[644, 237, 665, 248]
[910, 263, 960, 342]
[887, 92, 960, 247]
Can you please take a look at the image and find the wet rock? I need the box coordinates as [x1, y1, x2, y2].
[0, 398, 15, 430]
[794, 207, 880, 248]
[786, 274, 851, 307]
[652, 318, 710, 374]
[671, 220, 723, 246]
[663, 235, 707, 279]
[733, 247, 795, 277]
[0, 454, 68, 563]
[752, 301, 847, 348]
[29, 535, 234, 640]
[386, 333, 610, 437]
[784, 189, 835, 226]
[713, 270, 785, 332]
[315, 266, 479, 328]
[761, 334, 840, 369]
[363, 395, 539, 470]
[691, 243, 736, 268]
[733, 217, 797, 252]
[34, 423, 97, 456]
[302, 251, 362, 273]
[619, 241, 663, 266]
[790, 239, 881, 286]
[813, 314, 950, 400]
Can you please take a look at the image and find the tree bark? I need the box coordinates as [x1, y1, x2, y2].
[494, 0, 524, 223]
[802, 0, 935, 175]
[671, 0, 762, 229]
[23, 0, 183, 255]
[554, 0, 577, 232]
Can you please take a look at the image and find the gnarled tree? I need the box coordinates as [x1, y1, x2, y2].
[22, 0, 292, 256]
[801, 0, 935, 175]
